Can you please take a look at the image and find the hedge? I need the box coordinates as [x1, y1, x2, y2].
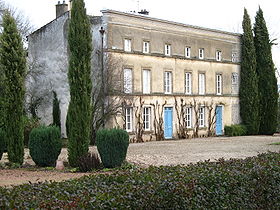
[224, 124, 247, 136]
[0, 152, 279, 209]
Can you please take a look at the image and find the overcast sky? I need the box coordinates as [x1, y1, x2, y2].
[6, 0, 280, 78]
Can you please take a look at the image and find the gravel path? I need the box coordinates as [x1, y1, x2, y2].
[0, 135, 279, 186]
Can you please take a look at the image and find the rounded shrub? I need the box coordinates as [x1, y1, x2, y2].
[96, 128, 129, 168]
[29, 126, 62, 167]
[225, 124, 247, 136]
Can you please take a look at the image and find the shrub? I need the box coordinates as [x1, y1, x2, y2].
[29, 126, 62, 167]
[77, 152, 101, 172]
[0, 152, 279, 209]
[96, 128, 129, 168]
[23, 116, 40, 147]
[224, 124, 247, 136]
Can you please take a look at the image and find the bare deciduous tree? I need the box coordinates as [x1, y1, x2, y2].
[151, 100, 166, 141]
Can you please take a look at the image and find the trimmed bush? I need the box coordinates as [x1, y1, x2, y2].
[29, 126, 62, 167]
[0, 152, 279, 209]
[224, 124, 247, 136]
[77, 152, 101, 172]
[0, 128, 5, 160]
[96, 128, 129, 168]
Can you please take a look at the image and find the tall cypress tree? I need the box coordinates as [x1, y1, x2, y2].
[254, 7, 278, 135]
[239, 8, 260, 135]
[0, 12, 26, 164]
[67, 0, 92, 167]
[52, 91, 61, 129]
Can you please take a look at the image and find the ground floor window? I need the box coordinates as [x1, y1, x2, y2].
[125, 107, 133, 132]
[185, 107, 192, 128]
[143, 107, 151, 130]
[199, 106, 205, 127]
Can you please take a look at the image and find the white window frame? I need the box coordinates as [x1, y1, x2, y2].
[125, 107, 133, 132]
[124, 39, 131, 52]
[142, 69, 151, 94]
[198, 73, 205, 95]
[124, 68, 132, 93]
[199, 106, 205, 128]
[164, 71, 172, 94]
[143, 41, 150, 53]
[185, 107, 192, 128]
[185, 72, 192, 95]
[199, 48, 204, 59]
[216, 50, 222, 61]
[216, 74, 222, 95]
[185, 47, 191, 58]
[143, 106, 151, 131]
[165, 44, 171, 56]
[232, 73, 238, 85]
[232, 52, 237, 62]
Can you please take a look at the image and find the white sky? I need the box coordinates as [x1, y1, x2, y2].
[6, 0, 280, 78]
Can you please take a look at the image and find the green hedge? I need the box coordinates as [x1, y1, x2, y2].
[96, 128, 129, 168]
[0, 152, 279, 209]
[29, 126, 62, 167]
[224, 124, 247, 136]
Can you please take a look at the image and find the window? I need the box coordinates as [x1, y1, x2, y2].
[198, 73, 205, 95]
[185, 107, 192, 128]
[124, 39, 131, 52]
[216, 74, 222, 95]
[185, 47, 191, 58]
[165, 44, 171, 56]
[124, 68, 132, 93]
[164, 71, 172, 94]
[216, 50, 222, 61]
[143, 41, 150, 53]
[143, 107, 151, 130]
[232, 73, 238, 85]
[232, 52, 237, 62]
[199, 106, 205, 127]
[125, 107, 133, 131]
[142, 69, 151, 94]
[185, 72, 192, 94]
[199, 48, 204, 59]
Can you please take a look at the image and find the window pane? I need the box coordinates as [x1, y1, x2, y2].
[185, 72, 192, 94]
[124, 69, 132, 93]
[125, 107, 133, 131]
[124, 39, 131, 52]
[143, 107, 151, 130]
[143, 70, 151, 94]
[199, 73, 205, 95]
[164, 72, 172, 93]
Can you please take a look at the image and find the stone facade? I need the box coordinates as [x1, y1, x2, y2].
[28, 8, 241, 139]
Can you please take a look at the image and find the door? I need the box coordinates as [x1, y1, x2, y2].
[216, 106, 223, 135]
[164, 107, 173, 139]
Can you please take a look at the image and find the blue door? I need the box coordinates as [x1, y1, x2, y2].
[216, 106, 223, 135]
[164, 107, 173, 139]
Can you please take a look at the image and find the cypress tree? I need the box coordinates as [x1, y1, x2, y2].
[254, 7, 278, 135]
[0, 12, 26, 164]
[239, 8, 260, 135]
[52, 91, 61, 129]
[67, 0, 92, 167]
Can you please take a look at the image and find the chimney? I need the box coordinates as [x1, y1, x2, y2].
[56, 0, 69, 18]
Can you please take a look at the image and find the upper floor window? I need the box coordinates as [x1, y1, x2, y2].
[165, 44, 171, 56]
[143, 107, 151, 131]
[232, 73, 238, 85]
[124, 39, 131, 52]
[124, 68, 132, 93]
[216, 50, 222, 61]
[125, 107, 133, 132]
[199, 106, 205, 127]
[185, 72, 192, 95]
[185, 47, 191, 58]
[198, 73, 205, 95]
[199, 48, 204, 59]
[164, 71, 172, 94]
[142, 69, 151, 94]
[232, 52, 237, 62]
[185, 107, 192, 128]
[143, 41, 150, 53]
[216, 74, 222, 95]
